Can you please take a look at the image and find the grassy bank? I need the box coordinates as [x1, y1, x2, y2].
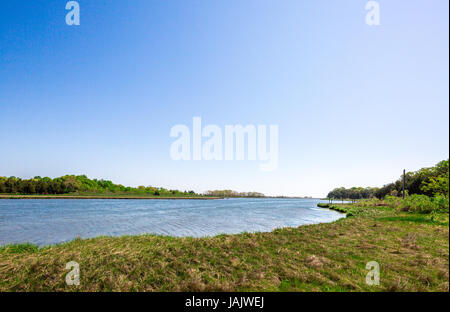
[0, 204, 448, 292]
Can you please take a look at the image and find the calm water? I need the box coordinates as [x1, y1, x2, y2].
[0, 198, 343, 246]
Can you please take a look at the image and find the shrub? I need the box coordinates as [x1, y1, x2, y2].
[398, 194, 434, 213]
[383, 195, 401, 208]
[432, 195, 449, 212]
[376, 194, 449, 214]
[356, 198, 383, 207]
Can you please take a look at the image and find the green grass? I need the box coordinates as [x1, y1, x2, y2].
[0, 205, 448, 292]
[0, 243, 40, 254]
[379, 215, 449, 226]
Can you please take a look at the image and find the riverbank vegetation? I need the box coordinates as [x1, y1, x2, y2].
[0, 175, 204, 197]
[205, 190, 265, 198]
[319, 196, 449, 219]
[0, 203, 448, 292]
[327, 160, 449, 201]
[357, 195, 449, 213]
[0, 194, 219, 200]
[0, 175, 266, 198]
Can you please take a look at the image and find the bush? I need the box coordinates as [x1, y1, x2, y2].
[383, 195, 401, 208]
[400, 194, 433, 213]
[357, 198, 383, 207]
[317, 203, 330, 208]
[432, 195, 449, 212]
[398, 194, 435, 213]
[365, 194, 450, 214]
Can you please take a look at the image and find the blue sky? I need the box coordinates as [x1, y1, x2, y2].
[0, 0, 448, 197]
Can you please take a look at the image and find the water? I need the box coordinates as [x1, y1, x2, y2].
[0, 198, 343, 246]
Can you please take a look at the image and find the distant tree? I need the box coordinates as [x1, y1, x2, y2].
[0, 175, 202, 197]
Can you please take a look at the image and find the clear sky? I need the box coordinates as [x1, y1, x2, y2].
[1, 0, 448, 197]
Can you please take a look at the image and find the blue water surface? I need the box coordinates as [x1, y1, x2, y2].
[0, 198, 343, 246]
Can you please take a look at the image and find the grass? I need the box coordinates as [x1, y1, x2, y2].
[0, 205, 448, 292]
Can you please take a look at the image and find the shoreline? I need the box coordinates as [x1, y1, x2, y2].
[0, 195, 221, 200]
[0, 195, 322, 200]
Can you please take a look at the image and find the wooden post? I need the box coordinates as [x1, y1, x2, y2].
[402, 169, 406, 199]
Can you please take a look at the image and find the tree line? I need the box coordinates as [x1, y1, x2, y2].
[327, 159, 449, 201]
[205, 190, 266, 198]
[0, 175, 199, 197]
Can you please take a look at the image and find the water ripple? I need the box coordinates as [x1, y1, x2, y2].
[0, 198, 343, 246]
